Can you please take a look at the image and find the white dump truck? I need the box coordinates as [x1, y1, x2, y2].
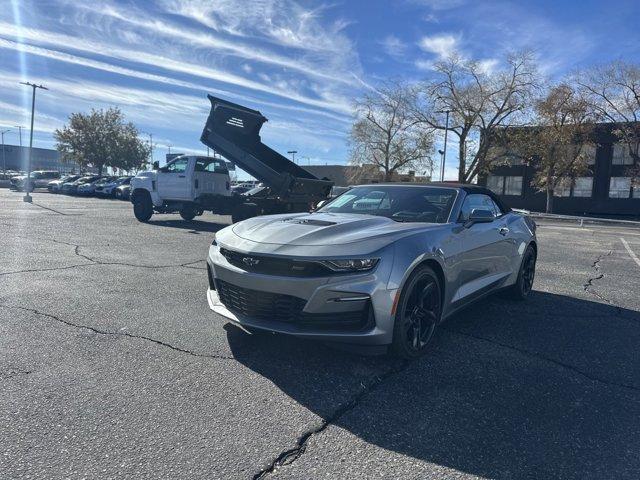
[130, 96, 333, 223]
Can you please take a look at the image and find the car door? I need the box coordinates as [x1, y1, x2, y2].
[454, 193, 512, 303]
[193, 157, 230, 197]
[156, 157, 191, 200]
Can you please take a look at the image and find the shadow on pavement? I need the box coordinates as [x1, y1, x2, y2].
[226, 291, 640, 479]
[147, 219, 228, 234]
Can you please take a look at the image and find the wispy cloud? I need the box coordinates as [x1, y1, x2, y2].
[72, 3, 357, 87]
[380, 35, 408, 59]
[418, 33, 460, 60]
[0, 22, 353, 115]
[409, 0, 467, 11]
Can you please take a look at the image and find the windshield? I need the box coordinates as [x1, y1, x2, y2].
[317, 185, 457, 223]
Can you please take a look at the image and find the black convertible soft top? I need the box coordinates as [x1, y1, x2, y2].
[359, 182, 512, 214]
[430, 182, 512, 214]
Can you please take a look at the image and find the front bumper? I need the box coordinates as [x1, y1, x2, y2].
[206, 245, 396, 345]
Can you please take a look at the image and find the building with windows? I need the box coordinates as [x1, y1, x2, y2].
[0, 144, 64, 172]
[478, 123, 640, 217]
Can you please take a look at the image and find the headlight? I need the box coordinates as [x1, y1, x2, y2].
[320, 258, 379, 272]
[211, 237, 218, 246]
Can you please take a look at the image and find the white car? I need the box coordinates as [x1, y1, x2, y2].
[10, 171, 60, 192]
[48, 175, 80, 193]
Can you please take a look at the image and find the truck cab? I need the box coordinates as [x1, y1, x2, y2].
[155, 155, 230, 201]
[130, 155, 231, 222]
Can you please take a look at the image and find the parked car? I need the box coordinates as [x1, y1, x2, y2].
[230, 184, 251, 195]
[206, 183, 537, 358]
[48, 175, 80, 193]
[77, 176, 114, 196]
[114, 183, 131, 200]
[95, 176, 132, 197]
[61, 175, 101, 195]
[10, 171, 60, 192]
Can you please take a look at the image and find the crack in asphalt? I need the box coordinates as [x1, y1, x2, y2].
[253, 359, 410, 479]
[0, 240, 206, 276]
[582, 250, 611, 292]
[0, 367, 32, 379]
[0, 304, 235, 361]
[445, 328, 640, 393]
[582, 250, 626, 316]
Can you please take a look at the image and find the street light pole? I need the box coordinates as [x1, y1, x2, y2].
[287, 150, 298, 164]
[20, 81, 48, 203]
[1, 129, 9, 175]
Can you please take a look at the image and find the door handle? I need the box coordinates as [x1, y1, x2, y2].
[178, 175, 186, 178]
[498, 226, 509, 236]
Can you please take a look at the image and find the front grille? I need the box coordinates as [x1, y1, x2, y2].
[220, 248, 331, 277]
[215, 279, 372, 331]
[216, 279, 305, 323]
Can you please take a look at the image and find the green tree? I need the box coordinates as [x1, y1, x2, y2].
[54, 108, 150, 175]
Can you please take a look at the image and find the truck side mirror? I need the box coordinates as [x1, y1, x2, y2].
[152, 161, 159, 170]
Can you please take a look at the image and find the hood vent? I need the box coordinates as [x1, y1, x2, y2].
[282, 218, 336, 226]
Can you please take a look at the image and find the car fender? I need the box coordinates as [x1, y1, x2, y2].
[386, 229, 456, 318]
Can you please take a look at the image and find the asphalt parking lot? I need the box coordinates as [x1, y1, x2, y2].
[1, 189, 640, 479]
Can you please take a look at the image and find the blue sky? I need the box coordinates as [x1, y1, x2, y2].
[1, 0, 639, 179]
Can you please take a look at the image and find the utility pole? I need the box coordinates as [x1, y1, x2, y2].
[14, 125, 23, 146]
[207, 146, 210, 157]
[287, 150, 298, 164]
[1, 129, 9, 175]
[20, 82, 48, 203]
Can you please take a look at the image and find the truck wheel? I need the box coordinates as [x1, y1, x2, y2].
[231, 204, 257, 223]
[180, 205, 197, 221]
[133, 192, 153, 222]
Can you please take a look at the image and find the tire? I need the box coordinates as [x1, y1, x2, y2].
[133, 191, 153, 222]
[179, 205, 197, 221]
[506, 245, 536, 300]
[390, 265, 442, 359]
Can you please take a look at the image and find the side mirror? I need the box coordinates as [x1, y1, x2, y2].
[152, 161, 159, 170]
[464, 209, 494, 228]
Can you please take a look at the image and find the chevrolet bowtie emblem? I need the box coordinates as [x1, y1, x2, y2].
[242, 257, 260, 266]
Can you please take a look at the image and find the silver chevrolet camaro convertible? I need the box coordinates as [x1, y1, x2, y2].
[206, 183, 537, 358]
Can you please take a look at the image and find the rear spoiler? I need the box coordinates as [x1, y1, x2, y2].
[200, 95, 333, 198]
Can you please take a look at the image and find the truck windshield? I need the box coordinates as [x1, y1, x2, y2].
[317, 185, 458, 223]
[195, 158, 228, 174]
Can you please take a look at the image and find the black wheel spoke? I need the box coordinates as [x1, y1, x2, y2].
[401, 276, 440, 352]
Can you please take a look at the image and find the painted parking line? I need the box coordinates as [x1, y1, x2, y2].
[620, 238, 640, 268]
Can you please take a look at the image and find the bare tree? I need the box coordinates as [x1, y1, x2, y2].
[349, 81, 434, 182]
[501, 84, 595, 213]
[576, 61, 640, 178]
[413, 51, 540, 183]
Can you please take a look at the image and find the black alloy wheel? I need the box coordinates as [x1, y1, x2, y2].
[391, 266, 442, 358]
[507, 245, 536, 300]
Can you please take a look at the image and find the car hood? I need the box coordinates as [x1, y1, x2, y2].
[231, 212, 441, 247]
